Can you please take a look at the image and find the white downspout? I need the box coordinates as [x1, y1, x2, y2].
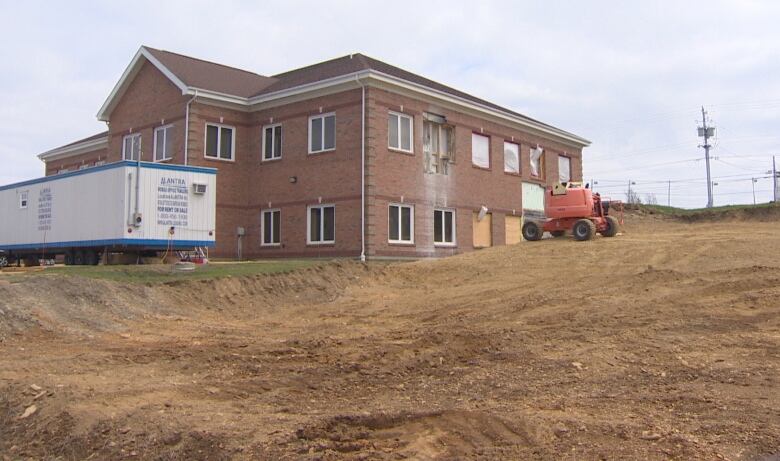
[183, 90, 198, 165]
[356, 76, 366, 262]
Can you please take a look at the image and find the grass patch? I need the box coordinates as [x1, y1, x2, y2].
[640, 202, 778, 216]
[35, 259, 325, 284]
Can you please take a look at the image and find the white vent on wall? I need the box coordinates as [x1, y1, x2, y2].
[193, 183, 207, 195]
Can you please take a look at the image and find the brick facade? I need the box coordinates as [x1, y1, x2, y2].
[41, 56, 585, 260]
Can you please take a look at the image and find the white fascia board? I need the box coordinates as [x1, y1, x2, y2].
[38, 137, 109, 162]
[365, 71, 591, 147]
[247, 71, 370, 105]
[96, 47, 189, 122]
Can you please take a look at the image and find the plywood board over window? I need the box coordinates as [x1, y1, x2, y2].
[505, 215, 522, 245]
[472, 211, 492, 248]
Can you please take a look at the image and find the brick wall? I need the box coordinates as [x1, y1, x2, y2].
[44, 147, 109, 176]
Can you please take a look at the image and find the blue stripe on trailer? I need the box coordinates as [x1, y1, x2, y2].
[0, 238, 215, 251]
[0, 160, 217, 192]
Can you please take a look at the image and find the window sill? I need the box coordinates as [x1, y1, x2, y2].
[204, 155, 235, 163]
[307, 242, 335, 247]
[308, 148, 336, 156]
[260, 243, 281, 248]
[504, 171, 521, 177]
[154, 158, 173, 163]
[389, 147, 414, 155]
[526, 176, 546, 184]
[261, 156, 282, 163]
[471, 164, 491, 172]
[388, 241, 415, 246]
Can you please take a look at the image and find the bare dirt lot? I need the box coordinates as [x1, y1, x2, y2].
[1, 210, 779, 460]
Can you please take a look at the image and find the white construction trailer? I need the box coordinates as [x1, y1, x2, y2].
[0, 161, 216, 265]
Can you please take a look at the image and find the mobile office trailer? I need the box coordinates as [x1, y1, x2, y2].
[0, 161, 216, 265]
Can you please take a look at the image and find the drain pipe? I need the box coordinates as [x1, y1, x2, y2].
[355, 75, 366, 262]
[183, 90, 198, 165]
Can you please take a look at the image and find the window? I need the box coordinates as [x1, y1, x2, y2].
[78, 164, 89, 170]
[59, 168, 71, 174]
[504, 141, 520, 174]
[388, 204, 414, 244]
[423, 119, 455, 174]
[262, 124, 283, 161]
[19, 191, 28, 209]
[388, 112, 413, 152]
[434, 208, 456, 246]
[95, 160, 106, 166]
[308, 205, 335, 244]
[261, 209, 281, 246]
[205, 123, 235, 160]
[309, 113, 336, 154]
[154, 125, 174, 162]
[472, 133, 490, 169]
[122, 133, 141, 161]
[558, 155, 571, 182]
[530, 147, 544, 178]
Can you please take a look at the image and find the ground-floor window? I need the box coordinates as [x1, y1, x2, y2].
[388, 203, 414, 243]
[308, 205, 335, 244]
[261, 209, 281, 246]
[434, 208, 456, 246]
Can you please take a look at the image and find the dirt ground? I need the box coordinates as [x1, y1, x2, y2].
[0, 210, 779, 460]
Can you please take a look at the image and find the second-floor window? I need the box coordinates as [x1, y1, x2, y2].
[558, 155, 571, 182]
[472, 133, 490, 169]
[262, 124, 282, 161]
[388, 111, 413, 153]
[504, 141, 520, 174]
[423, 118, 454, 174]
[530, 147, 544, 178]
[122, 133, 141, 161]
[205, 123, 235, 161]
[309, 113, 336, 154]
[154, 125, 173, 162]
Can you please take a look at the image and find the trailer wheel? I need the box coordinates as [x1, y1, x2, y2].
[551, 230, 566, 238]
[572, 219, 596, 241]
[601, 216, 620, 237]
[522, 221, 543, 241]
[73, 250, 85, 266]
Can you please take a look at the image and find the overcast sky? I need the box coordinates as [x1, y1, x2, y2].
[1, 0, 778, 208]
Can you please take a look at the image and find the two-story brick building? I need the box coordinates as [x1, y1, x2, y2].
[37, 46, 590, 259]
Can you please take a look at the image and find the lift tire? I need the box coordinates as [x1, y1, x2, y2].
[73, 250, 85, 266]
[601, 216, 620, 237]
[572, 219, 596, 241]
[522, 221, 543, 241]
[551, 230, 566, 238]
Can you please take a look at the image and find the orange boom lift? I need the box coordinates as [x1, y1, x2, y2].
[522, 183, 623, 242]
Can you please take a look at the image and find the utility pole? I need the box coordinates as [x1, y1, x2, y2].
[667, 180, 671, 207]
[698, 107, 715, 208]
[752, 178, 757, 205]
[774, 156, 778, 203]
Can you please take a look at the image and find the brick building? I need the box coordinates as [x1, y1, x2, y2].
[38, 47, 590, 259]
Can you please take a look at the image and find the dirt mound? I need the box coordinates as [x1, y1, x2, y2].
[624, 203, 780, 223]
[0, 261, 375, 335]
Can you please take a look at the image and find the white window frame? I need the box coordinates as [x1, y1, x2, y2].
[530, 147, 544, 178]
[504, 141, 520, 174]
[471, 132, 490, 169]
[94, 160, 106, 166]
[307, 204, 336, 244]
[260, 209, 281, 247]
[558, 155, 572, 182]
[19, 190, 28, 209]
[433, 208, 457, 247]
[154, 124, 174, 162]
[388, 203, 415, 244]
[262, 123, 283, 161]
[388, 111, 414, 153]
[204, 123, 236, 161]
[308, 113, 336, 154]
[78, 164, 90, 170]
[122, 133, 142, 161]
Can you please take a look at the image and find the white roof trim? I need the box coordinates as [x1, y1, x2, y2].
[38, 136, 108, 162]
[96, 47, 188, 122]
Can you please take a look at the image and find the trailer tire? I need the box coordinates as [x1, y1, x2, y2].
[572, 219, 596, 241]
[73, 250, 85, 266]
[551, 230, 566, 237]
[601, 216, 620, 237]
[522, 221, 543, 241]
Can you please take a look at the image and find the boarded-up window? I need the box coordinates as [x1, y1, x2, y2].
[530, 147, 544, 178]
[505, 215, 522, 245]
[472, 133, 490, 169]
[423, 120, 454, 174]
[558, 155, 571, 182]
[472, 211, 492, 248]
[504, 141, 519, 174]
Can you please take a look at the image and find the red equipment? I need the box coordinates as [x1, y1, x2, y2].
[522, 183, 623, 242]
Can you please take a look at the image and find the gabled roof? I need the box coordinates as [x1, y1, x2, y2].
[94, 46, 590, 147]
